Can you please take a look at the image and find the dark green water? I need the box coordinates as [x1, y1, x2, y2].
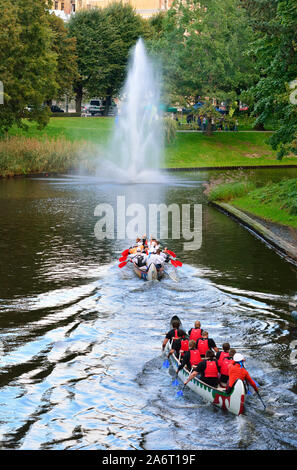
[0, 169, 296, 450]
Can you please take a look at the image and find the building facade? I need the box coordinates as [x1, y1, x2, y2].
[52, 0, 172, 18]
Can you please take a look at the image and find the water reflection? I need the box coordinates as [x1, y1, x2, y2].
[0, 170, 296, 449]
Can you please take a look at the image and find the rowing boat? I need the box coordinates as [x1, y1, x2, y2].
[166, 343, 246, 415]
[133, 262, 164, 281]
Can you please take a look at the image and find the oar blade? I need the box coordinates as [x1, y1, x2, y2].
[118, 261, 128, 268]
[167, 250, 176, 258]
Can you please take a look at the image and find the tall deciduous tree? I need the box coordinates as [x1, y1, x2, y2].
[0, 0, 57, 131]
[47, 12, 78, 102]
[242, 0, 297, 158]
[68, 3, 151, 114]
[149, 0, 257, 107]
[0, 0, 78, 132]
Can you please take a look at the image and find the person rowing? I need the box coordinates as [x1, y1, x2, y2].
[184, 349, 220, 388]
[167, 329, 188, 359]
[160, 247, 171, 263]
[176, 340, 202, 373]
[146, 248, 165, 270]
[131, 247, 147, 268]
[196, 330, 219, 358]
[188, 321, 203, 342]
[226, 353, 259, 395]
[218, 348, 236, 388]
[162, 318, 181, 351]
[216, 342, 231, 367]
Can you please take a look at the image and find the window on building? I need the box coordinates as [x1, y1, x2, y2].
[61, 2, 64, 10]
[55, 1, 58, 9]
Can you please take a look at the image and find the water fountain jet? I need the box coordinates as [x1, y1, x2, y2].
[97, 38, 167, 184]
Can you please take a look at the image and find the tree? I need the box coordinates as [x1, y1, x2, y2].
[0, 0, 57, 132]
[47, 12, 78, 103]
[0, 0, 78, 132]
[148, 0, 257, 107]
[68, 3, 151, 114]
[241, 0, 297, 158]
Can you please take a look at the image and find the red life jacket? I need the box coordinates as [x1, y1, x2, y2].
[189, 328, 202, 342]
[190, 349, 201, 367]
[180, 339, 189, 356]
[220, 356, 233, 376]
[218, 351, 229, 367]
[204, 360, 219, 378]
[197, 338, 209, 356]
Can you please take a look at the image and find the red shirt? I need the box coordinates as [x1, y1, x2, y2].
[228, 363, 258, 391]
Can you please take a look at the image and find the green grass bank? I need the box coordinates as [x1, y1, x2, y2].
[1, 117, 297, 177]
[206, 177, 297, 229]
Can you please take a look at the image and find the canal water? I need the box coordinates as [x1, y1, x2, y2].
[0, 169, 297, 450]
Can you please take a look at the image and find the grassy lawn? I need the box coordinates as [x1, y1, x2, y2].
[231, 179, 297, 228]
[206, 177, 297, 228]
[164, 131, 297, 168]
[2, 117, 297, 176]
[8, 117, 114, 144]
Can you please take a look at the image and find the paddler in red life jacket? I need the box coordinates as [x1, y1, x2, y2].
[196, 330, 218, 358]
[218, 348, 236, 388]
[167, 329, 188, 359]
[226, 353, 259, 395]
[188, 321, 203, 342]
[184, 350, 220, 388]
[162, 319, 181, 351]
[216, 342, 231, 368]
[176, 340, 202, 373]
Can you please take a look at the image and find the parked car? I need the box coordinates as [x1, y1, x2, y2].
[89, 99, 105, 116]
[51, 105, 64, 113]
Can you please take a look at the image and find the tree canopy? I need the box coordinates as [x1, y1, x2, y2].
[0, 0, 78, 132]
[68, 2, 152, 113]
[148, 0, 257, 106]
[241, 0, 297, 158]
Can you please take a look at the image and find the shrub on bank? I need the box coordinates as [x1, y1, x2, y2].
[207, 180, 256, 202]
[0, 136, 84, 177]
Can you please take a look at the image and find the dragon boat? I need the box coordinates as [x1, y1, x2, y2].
[166, 342, 246, 415]
[133, 262, 165, 281]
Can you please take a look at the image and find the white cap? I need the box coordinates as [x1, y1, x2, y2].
[233, 353, 245, 362]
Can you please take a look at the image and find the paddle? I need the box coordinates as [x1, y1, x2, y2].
[255, 390, 266, 410]
[121, 249, 130, 257]
[164, 269, 179, 283]
[118, 261, 128, 268]
[119, 256, 128, 262]
[176, 384, 186, 398]
[166, 250, 176, 258]
[246, 377, 266, 410]
[162, 358, 170, 368]
[171, 259, 183, 268]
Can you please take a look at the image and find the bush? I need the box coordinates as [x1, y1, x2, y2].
[163, 117, 177, 143]
[0, 136, 84, 176]
[207, 180, 256, 202]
